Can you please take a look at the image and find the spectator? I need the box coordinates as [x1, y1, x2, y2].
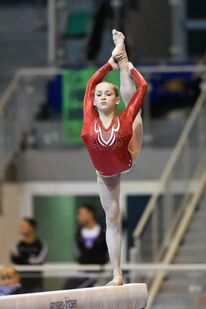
[76, 204, 108, 264]
[0, 265, 24, 296]
[10, 218, 47, 292]
[10, 218, 47, 265]
[64, 204, 108, 289]
[86, 0, 125, 63]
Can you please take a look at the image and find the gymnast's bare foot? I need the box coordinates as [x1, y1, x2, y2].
[112, 29, 127, 61]
[112, 29, 128, 70]
[106, 274, 124, 286]
[112, 29, 125, 44]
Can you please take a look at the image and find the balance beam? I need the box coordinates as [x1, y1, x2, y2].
[0, 283, 148, 309]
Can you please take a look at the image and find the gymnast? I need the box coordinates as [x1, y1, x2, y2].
[81, 29, 147, 286]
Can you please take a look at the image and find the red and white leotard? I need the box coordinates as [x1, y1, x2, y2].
[81, 63, 147, 177]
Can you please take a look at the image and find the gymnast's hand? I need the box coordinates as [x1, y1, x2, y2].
[108, 56, 119, 70]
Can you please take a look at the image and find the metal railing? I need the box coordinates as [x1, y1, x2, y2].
[147, 167, 206, 308]
[0, 68, 60, 183]
[0, 263, 206, 308]
[132, 78, 206, 264]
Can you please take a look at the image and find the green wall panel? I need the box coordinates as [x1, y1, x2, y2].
[34, 196, 76, 262]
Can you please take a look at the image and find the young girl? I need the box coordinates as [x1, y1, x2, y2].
[81, 30, 147, 285]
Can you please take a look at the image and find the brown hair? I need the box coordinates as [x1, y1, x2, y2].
[0, 265, 20, 281]
[96, 81, 119, 97]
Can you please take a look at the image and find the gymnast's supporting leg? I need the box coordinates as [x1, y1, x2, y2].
[97, 173, 123, 286]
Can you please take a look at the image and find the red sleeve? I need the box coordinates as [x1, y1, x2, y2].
[83, 63, 113, 121]
[125, 67, 148, 121]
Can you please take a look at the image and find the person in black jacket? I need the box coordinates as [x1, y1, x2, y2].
[76, 204, 108, 264]
[64, 204, 108, 290]
[86, 0, 127, 63]
[10, 218, 47, 265]
[10, 218, 48, 292]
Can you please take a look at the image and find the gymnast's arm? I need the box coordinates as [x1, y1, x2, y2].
[83, 62, 113, 119]
[125, 65, 148, 121]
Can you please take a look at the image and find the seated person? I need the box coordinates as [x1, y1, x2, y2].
[0, 265, 24, 296]
[10, 218, 48, 292]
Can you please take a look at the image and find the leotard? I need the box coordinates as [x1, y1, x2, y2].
[81, 63, 147, 176]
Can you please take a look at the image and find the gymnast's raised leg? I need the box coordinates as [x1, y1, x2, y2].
[112, 29, 143, 160]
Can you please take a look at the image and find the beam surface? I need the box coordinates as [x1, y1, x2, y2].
[0, 283, 148, 309]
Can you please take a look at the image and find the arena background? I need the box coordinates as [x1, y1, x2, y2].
[0, 1, 206, 308]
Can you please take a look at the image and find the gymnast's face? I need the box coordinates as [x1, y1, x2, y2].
[94, 82, 120, 114]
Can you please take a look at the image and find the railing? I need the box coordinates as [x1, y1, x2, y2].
[0, 68, 59, 183]
[132, 78, 206, 264]
[147, 167, 206, 308]
[0, 263, 206, 308]
[2, 262, 206, 272]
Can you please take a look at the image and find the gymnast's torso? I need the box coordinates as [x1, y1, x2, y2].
[81, 62, 147, 177]
[81, 110, 133, 176]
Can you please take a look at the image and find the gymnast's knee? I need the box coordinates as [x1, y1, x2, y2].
[105, 207, 120, 227]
